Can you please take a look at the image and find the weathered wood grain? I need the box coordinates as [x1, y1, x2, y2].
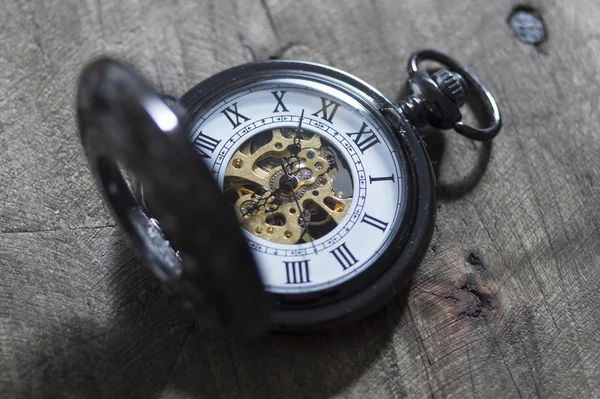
[3, 0, 600, 397]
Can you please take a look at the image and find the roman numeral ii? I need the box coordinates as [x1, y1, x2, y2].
[361, 213, 388, 232]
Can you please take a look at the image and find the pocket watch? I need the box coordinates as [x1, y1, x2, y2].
[77, 50, 501, 338]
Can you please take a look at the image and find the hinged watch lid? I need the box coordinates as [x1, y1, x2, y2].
[76, 59, 270, 338]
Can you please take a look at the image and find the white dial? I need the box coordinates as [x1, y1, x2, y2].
[188, 78, 407, 294]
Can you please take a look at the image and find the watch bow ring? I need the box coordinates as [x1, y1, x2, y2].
[76, 49, 502, 338]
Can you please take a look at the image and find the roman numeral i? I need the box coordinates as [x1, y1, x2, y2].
[347, 122, 380, 154]
[221, 102, 250, 128]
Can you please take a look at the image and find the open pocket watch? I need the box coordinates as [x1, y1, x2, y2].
[77, 50, 501, 338]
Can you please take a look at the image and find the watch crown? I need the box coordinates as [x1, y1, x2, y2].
[432, 69, 467, 107]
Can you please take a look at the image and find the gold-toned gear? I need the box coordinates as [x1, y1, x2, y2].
[224, 128, 352, 244]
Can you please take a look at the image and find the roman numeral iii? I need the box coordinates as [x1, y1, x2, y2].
[193, 132, 221, 158]
[347, 122, 381, 154]
[284, 260, 311, 284]
[271, 91, 289, 113]
[361, 213, 388, 232]
[331, 243, 358, 270]
[221, 102, 250, 128]
[311, 97, 341, 123]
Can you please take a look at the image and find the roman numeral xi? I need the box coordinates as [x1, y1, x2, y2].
[312, 97, 340, 123]
[221, 102, 250, 128]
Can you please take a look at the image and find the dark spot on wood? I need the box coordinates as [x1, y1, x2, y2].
[457, 282, 496, 320]
[467, 252, 486, 271]
[417, 276, 498, 324]
[430, 244, 437, 253]
[508, 5, 548, 52]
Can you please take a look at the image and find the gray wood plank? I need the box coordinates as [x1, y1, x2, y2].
[3, 0, 600, 397]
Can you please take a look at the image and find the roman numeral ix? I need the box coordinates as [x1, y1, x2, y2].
[284, 260, 311, 284]
[331, 243, 358, 270]
[347, 122, 380, 154]
[361, 213, 388, 232]
[311, 97, 341, 123]
[221, 102, 250, 128]
[271, 91, 289, 113]
[193, 132, 221, 158]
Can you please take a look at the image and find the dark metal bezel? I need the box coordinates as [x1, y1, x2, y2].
[178, 60, 436, 330]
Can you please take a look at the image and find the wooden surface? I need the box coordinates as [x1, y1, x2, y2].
[2, 0, 600, 397]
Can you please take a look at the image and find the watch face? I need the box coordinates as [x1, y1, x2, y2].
[183, 67, 412, 301]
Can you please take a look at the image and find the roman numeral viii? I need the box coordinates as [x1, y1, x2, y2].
[331, 243, 358, 270]
[271, 91, 289, 113]
[284, 260, 311, 284]
[347, 122, 380, 154]
[221, 102, 250, 128]
[193, 132, 221, 158]
[311, 97, 341, 123]
[361, 213, 388, 232]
